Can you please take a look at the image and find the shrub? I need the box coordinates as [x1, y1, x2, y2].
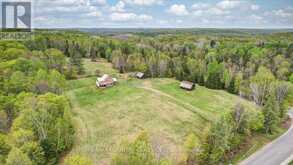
[6, 148, 32, 165]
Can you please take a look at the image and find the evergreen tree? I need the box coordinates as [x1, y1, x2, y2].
[90, 43, 98, 62]
[289, 73, 293, 84]
[227, 78, 236, 94]
[69, 42, 84, 75]
[263, 94, 279, 134]
[64, 40, 70, 57]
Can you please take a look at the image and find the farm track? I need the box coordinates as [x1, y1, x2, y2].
[138, 81, 213, 122]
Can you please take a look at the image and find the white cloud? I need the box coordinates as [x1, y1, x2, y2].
[251, 4, 260, 11]
[216, 0, 242, 10]
[86, 11, 102, 17]
[157, 20, 168, 25]
[207, 7, 229, 15]
[201, 19, 210, 24]
[110, 13, 136, 21]
[90, 0, 107, 6]
[167, 4, 189, 16]
[34, 0, 89, 7]
[191, 1, 260, 17]
[273, 9, 293, 18]
[110, 1, 126, 12]
[34, 16, 48, 22]
[12, 0, 293, 28]
[193, 8, 229, 16]
[192, 4, 229, 16]
[139, 14, 153, 21]
[248, 14, 266, 24]
[33, 0, 103, 15]
[192, 3, 210, 10]
[249, 14, 263, 21]
[110, 12, 152, 21]
[193, 10, 204, 16]
[29, 0, 107, 28]
[122, 0, 164, 6]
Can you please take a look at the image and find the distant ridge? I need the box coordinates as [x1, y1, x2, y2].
[77, 28, 293, 35]
[33, 28, 293, 36]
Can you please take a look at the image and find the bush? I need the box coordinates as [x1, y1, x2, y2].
[10, 129, 34, 148]
[64, 155, 93, 165]
[289, 74, 293, 84]
[184, 133, 199, 164]
[112, 132, 168, 165]
[0, 134, 11, 164]
[6, 148, 32, 165]
[21, 142, 45, 165]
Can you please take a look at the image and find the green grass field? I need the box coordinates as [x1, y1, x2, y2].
[65, 59, 261, 164]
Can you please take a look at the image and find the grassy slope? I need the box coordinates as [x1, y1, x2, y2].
[65, 59, 262, 164]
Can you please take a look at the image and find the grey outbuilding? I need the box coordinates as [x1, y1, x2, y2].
[180, 81, 195, 91]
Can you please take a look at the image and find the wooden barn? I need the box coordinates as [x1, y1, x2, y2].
[180, 81, 195, 91]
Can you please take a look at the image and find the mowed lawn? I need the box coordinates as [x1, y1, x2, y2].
[65, 59, 259, 164]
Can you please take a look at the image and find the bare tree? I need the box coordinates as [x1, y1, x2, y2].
[273, 81, 290, 105]
[250, 83, 268, 106]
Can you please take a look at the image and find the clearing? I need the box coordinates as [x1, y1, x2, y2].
[65, 59, 259, 164]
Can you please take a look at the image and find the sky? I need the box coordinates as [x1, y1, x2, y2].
[1, 0, 293, 28]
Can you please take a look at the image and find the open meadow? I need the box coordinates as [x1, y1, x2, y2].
[65, 59, 262, 164]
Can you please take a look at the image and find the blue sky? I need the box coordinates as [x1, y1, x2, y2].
[2, 0, 293, 28]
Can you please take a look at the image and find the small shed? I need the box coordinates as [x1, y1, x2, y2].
[136, 72, 145, 79]
[96, 74, 117, 88]
[180, 81, 195, 91]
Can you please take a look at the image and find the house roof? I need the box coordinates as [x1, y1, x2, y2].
[100, 74, 110, 81]
[97, 74, 115, 84]
[180, 81, 194, 90]
[136, 72, 144, 78]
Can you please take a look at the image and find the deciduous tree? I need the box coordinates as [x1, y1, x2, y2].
[250, 67, 276, 105]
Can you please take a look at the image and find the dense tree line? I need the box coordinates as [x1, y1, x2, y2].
[28, 32, 293, 94]
[0, 41, 75, 164]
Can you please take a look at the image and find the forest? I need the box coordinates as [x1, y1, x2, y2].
[0, 29, 293, 165]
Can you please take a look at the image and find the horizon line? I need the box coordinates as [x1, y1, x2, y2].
[32, 27, 293, 30]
